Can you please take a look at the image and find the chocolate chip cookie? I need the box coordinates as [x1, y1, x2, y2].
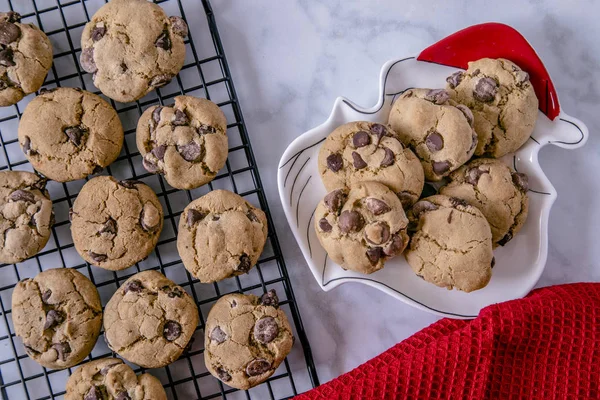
[177, 190, 268, 283]
[65, 358, 167, 400]
[0, 171, 53, 263]
[103, 270, 198, 368]
[315, 181, 409, 274]
[446, 58, 538, 157]
[405, 195, 494, 292]
[12, 268, 102, 369]
[388, 88, 478, 182]
[80, 0, 188, 102]
[17, 87, 124, 182]
[318, 121, 424, 208]
[440, 158, 529, 247]
[205, 290, 293, 390]
[0, 11, 53, 107]
[137, 96, 228, 190]
[71, 177, 163, 271]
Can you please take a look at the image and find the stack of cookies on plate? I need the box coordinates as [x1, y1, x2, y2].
[4, 0, 293, 396]
[315, 57, 536, 293]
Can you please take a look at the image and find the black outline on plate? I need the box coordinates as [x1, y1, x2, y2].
[289, 157, 311, 207]
[552, 118, 586, 146]
[513, 155, 551, 195]
[280, 138, 326, 171]
[307, 206, 316, 257]
[296, 175, 312, 227]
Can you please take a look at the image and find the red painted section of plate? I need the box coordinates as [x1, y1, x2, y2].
[417, 23, 559, 120]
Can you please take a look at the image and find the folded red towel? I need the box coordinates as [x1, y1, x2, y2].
[295, 283, 600, 399]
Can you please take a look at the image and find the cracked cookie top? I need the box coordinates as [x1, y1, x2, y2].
[11, 267, 102, 369]
[0, 171, 53, 263]
[71, 176, 164, 271]
[103, 270, 198, 369]
[65, 357, 166, 400]
[204, 291, 294, 390]
[446, 58, 539, 158]
[315, 182, 409, 274]
[137, 96, 228, 190]
[440, 158, 529, 247]
[0, 12, 53, 107]
[80, 0, 188, 103]
[318, 121, 424, 208]
[405, 194, 494, 293]
[388, 88, 478, 182]
[177, 189, 268, 283]
[17, 87, 124, 182]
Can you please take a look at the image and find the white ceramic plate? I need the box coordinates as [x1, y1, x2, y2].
[277, 54, 588, 319]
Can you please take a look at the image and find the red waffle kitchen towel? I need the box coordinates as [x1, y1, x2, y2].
[295, 283, 600, 399]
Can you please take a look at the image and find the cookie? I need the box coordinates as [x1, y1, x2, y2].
[80, 0, 188, 102]
[71, 177, 163, 271]
[17, 87, 124, 182]
[11, 268, 102, 369]
[0, 12, 53, 107]
[439, 158, 529, 247]
[446, 58, 538, 157]
[405, 195, 494, 292]
[315, 182, 409, 274]
[177, 190, 268, 283]
[65, 358, 166, 400]
[103, 270, 198, 368]
[388, 88, 478, 182]
[0, 171, 53, 263]
[204, 290, 293, 390]
[137, 96, 228, 190]
[318, 121, 424, 208]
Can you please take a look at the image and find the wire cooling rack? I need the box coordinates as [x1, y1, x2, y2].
[0, 0, 319, 399]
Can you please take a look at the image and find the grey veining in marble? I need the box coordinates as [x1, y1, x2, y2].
[213, 0, 599, 387]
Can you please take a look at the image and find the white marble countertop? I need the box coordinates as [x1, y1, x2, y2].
[212, 0, 600, 387]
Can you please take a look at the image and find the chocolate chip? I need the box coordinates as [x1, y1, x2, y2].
[432, 160, 451, 176]
[231, 299, 237, 308]
[352, 151, 367, 169]
[120, 62, 128, 73]
[22, 135, 32, 155]
[84, 385, 104, 400]
[187, 209, 206, 227]
[383, 233, 406, 257]
[0, 47, 14, 67]
[366, 247, 383, 265]
[118, 180, 142, 189]
[473, 77, 498, 102]
[52, 342, 71, 361]
[236, 253, 252, 272]
[260, 289, 279, 308]
[150, 74, 172, 88]
[246, 359, 271, 376]
[425, 131, 444, 152]
[468, 132, 478, 154]
[364, 222, 390, 245]
[172, 109, 189, 126]
[413, 200, 438, 217]
[210, 326, 227, 343]
[123, 279, 143, 294]
[491, 257, 496, 269]
[44, 310, 64, 330]
[425, 89, 449, 105]
[449, 197, 468, 208]
[446, 71, 464, 88]
[142, 155, 160, 173]
[100, 362, 119, 376]
[380, 147, 395, 167]
[447, 210, 454, 223]
[5, 12, 20, 23]
[115, 392, 130, 400]
[155, 31, 171, 50]
[152, 106, 163, 125]
[397, 192, 416, 209]
[167, 287, 183, 298]
[80, 48, 97, 73]
[92, 165, 103, 174]
[88, 251, 107, 263]
[326, 153, 343, 172]
[216, 367, 231, 382]
[338, 210, 364, 234]
[198, 125, 215, 135]
[41, 289, 52, 303]
[254, 317, 279, 344]
[515, 70, 529, 87]
[140, 204, 159, 232]
[472, 69, 480, 76]
[512, 172, 529, 192]
[91, 22, 106, 42]
[169, 16, 188, 37]
[318, 218, 332, 232]
[364, 197, 391, 215]
[177, 141, 203, 162]
[466, 167, 487, 185]
[64, 126, 85, 147]
[8, 189, 34, 203]
[352, 131, 371, 148]
[370, 123, 385, 137]
[454, 104, 474, 126]
[323, 189, 346, 213]
[163, 320, 181, 341]
[498, 231, 513, 246]
[0, 21, 20, 45]
[211, 214, 220, 221]
[99, 217, 117, 235]
[247, 210, 260, 223]
[151, 144, 167, 161]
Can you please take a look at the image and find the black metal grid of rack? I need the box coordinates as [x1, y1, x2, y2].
[0, 0, 319, 398]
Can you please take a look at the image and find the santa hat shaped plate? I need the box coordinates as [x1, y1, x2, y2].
[277, 23, 588, 318]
